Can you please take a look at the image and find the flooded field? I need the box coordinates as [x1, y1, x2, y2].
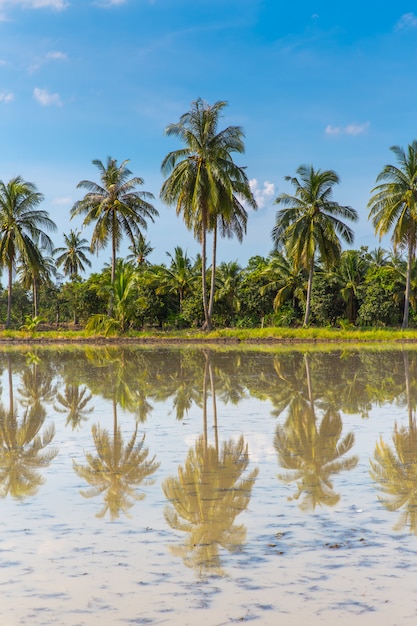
[1, 345, 417, 625]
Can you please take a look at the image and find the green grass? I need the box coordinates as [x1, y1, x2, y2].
[0, 325, 416, 344]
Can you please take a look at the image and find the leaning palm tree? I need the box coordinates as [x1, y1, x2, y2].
[71, 157, 158, 288]
[53, 229, 92, 280]
[0, 177, 56, 328]
[368, 141, 417, 329]
[272, 165, 358, 327]
[160, 98, 256, 330]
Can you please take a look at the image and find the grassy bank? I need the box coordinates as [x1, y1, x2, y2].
[0, 325, 417, 344]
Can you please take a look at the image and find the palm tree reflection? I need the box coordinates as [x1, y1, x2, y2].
[163, 351, 258, 577]
[275, 354, 358, 511]
[0, 356, 57, 499]
[370, 351, 417, 534]
[54, 384, 94, 430]
[73, 421, 159, 520]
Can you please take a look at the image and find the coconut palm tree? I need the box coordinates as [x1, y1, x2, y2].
[53, 229, 92, 280]
[154, 247, 198, 313]
[71, 157, 158, 289]
[126, 233, 154, 267]
[160, 98, 256, 330]
[0, 177, 56, 328]
[273, 165, 358, 327]
[368, 141, 417, 329]
[17, 249, 56, 318]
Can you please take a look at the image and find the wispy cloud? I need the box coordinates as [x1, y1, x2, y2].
[93, 0, 127, 6]
[51, 196, 72, 206]
[249, 179, 275, 209]
[0, 0, 68, 9]
[325, 122, 369, 137]
[33, 87, 62, 106]
[0, 90, 14, 103]
[29, 50, 68, 73]
[395, 12, 417, 31]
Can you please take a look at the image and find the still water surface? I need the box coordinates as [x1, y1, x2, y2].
[1, 345, 417, 625]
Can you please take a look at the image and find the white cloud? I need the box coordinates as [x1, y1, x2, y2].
[325, 122, 369, 137]
[94, 0, 127, 6]
[249, 179, 275, 209]
[51, 196, 72, 206]
[0, 90, 14, 103]
[29, 50, 68, 73]
[0, 0, 68, 8]
[395, 13, 417, 30]
[33, 87, 62, 106]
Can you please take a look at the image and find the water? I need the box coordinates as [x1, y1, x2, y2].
[0, 345, 417, 625]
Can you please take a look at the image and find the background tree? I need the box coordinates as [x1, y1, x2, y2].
[53, 229, 92, 280]
[272, 165, 358, 327]
[368, 141, 417, 329]
[0, 177, 56, 328]
[71, 157, 158, 289]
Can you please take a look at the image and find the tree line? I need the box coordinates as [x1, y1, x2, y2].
[1, 98, 417, 331]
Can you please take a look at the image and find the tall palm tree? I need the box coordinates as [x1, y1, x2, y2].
[272, 165, 358, 326]
[53, 229, 92, 280]
[160, 98, 256, 330]
[368, 141, 417, 329]
[0, 177, 56, 328]
[71, 157, 158, 288]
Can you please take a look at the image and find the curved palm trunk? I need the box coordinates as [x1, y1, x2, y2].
[402, 239, 414, 330]
[303, 257, 314, 327]
[207, 223, 218, 328]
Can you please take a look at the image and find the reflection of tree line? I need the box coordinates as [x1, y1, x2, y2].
[0, 348, 417, 537]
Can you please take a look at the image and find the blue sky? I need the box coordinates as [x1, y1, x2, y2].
[1, 0, 417, 275]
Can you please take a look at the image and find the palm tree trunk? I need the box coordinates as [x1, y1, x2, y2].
[33, 278, 38, 318]
[109, 217, 117, 317]
[6, 262, 12, 329]
[303, 257, 314, 327]
[201, 215, 210, 330]
[207, 223, 217, 328]
[402, 239, 413, 330]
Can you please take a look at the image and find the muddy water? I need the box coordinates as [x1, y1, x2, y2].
[1, 346, 417, 625]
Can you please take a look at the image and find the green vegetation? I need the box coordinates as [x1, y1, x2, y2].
[1, 104, 417, 335]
